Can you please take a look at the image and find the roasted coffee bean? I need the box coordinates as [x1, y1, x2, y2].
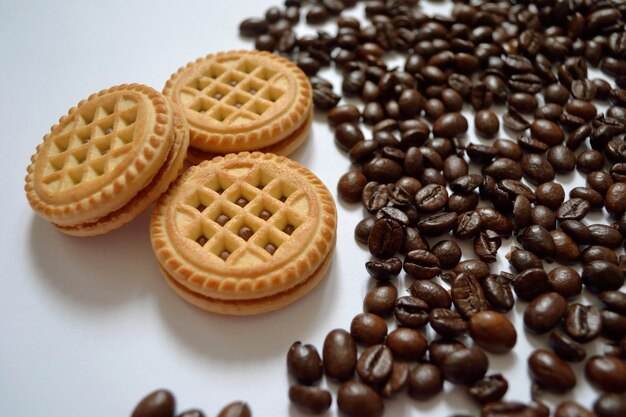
[408, 364, 444, 400]
[528, 349, 576, 393]
[514, 268, 551, 301]
[443, 155, 469, 181]
[408, 279, 449, 309]
[356, 344, 394, 387]
[404, 227, 430, 253]
[557, 198, 591, 221]
[431, 240, 462, 269]
[548, 267, 582, 299]
[415, 184, 448, 212]
[335, 123, 365, 151]
[337, 171, 367, 203]
[417, 212, 458, 237]
[473, 230, 501, 263]
[468, 374, 508, 405]
[531, 206, 556, 230]
[289, 385, 332, 414]
[522, 153, 555, 185]
[547, 145, 577, 173]
[503, 108, 531, 131]
[589, 224, 624, 249]
[362, 182, 389, 214]
[586, 355, 626, 393]
[513, 195, 532, 232]
[351, 313, 387, 346]
[349, 140, 378, 164]
[364, 283, 397, 317]
[606, 183, 626, 216]
[518, 135, 549, 153]
[368, 218, 404, 258]
[500, 179, 535, 202]
[403, 250, 441, 280]
[555, 401, 596, 417]
[441, 346, 489, 385]
[385, 327, 427, 361]
[313, 85, 340, 110]
[216, 402, 251, 417]
[365, 257, 402, 281]
[566, 100, 597, 122]
[481, 274, 515, 312]
[363, 157, 403, 183]
[583, 246, 619, 265]
[483, 157, 523, 180]
[448, 192, 479, 213]
[494, 138, 523, 161]
[453, 260, 490, 282]
[510, 73, 543, 94]
[567, 124, 592, 150]
[524, 292, 568, 334]
[451, 174, 484, 195]
[534, 183, 565, 211]
[577, 149, 605, 173]
[561, 220, 592, 245]
[602, 310, 626, 341]
[587, 171, 614, 195]
[565, 303, 602, 343]
[354, 217, 376, 244]
[430, 308, 468, 338]
[323, 329, 356, 381]
[239, 18, 268, 37]
[467, 143, 498, 164]
[594, 392, 626, 417]
[427, 338, 465, 367]
[583, 261, 624, 293]
[455, 211, 482, 240]
[518, 225, 555, 259]
[451, 273, 488, 318]
[433, 112, 468, 138]
[508, 248, 543, 273]
[531, 119, 564, 146]
[469, 310, 517, 354]
[337, 381, 384, 417]
[509, 92, 538, 113]
[376, 207, 409, 227]
[549, 329, 586, 363]
[475, 110, 500, 138]
[394, 296, 430, 328]
[482, 401, 544, 417]
[328, 105, 360, 127]
[287, 341, 323, 385]
[131, 389, 175, 417]
[599, 292, 626, 315]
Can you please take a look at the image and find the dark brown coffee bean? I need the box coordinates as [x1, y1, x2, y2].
[451, 273, 488, 319]
[337, 171, 367, 203]
[469, 310, 517, 354]
[365, 257, 402, 281]
[415, 184, 448, 212]
[455, 210, 482, 240]
[441, 346, 489, 385]
[409, 280, 451, 310]
[503, 108, 531, 131]
[606, 183, 626, 216]
[549, 329, 586, 363]
[555, 401, 596, 417]
[514, 268, 551, 301]
[433, 112, 468, 138]
[586, 355, 626, 393]
[453, 259, 491, 281]
[364, 283, 397, 317]
[522, 153, 555, 185]
[528, 349, 576, 393]
[431, 240, 462, 269]
[510, 73, 543, 94]
[599, 292, 626, 315]
[368, 218, 403, 258]
[594, 392, 626, 417]
[531, 119, 564, 146]
[583, 247, 619, 266]
[524, 292, 568, 334]
[408, 364, 444, 400]
[403, 250, 441, 280]
[313, 85, 340, 110]
[577, 149, 605, 173]
[561, 220, 592, 245]
[532, 182, 563, 211]
[602, 310, 626, 341]
[570, 187, 604, 209]
[589, 224, 624, 249]
[557, 198, 591, 221]
[385, 327, 427, 361]
[475, 110, 500, 138]
[566, 100, 598, 122]
[518, 225, 555, 259]
[356, 344, 393, 387]
[451, 174, 484, 194]
[394, 296, 430, 328]
[474, 230, 501, 263]
[363, 157, 403, 184]
[443, 155, 469, 181]
[551, 230, 581, 264]
[362, 183, 389, 214]
[546, 145, 576, 174]
[216, 402, 250, 417]
[509, 92, 538, 113]
[321, 329, 357, 382]
[335, 123, 364, 151]
[404, 227, 430, 253]
[354, 217, 376, 244]
[548, 267, 582, 299]
[508, 248, 543, 273]
[430, 308, 467, 338]
[337, 381, 384, 417]
[287, 341, 323, 385]
[381, 362, 409, 398]
[565, 303, 602, 343]
[351, 313, 387, 347]
[494, 138, 523, 161]
[483, 157, 523, 180]
[481, 401, 542, 417]
[476, 207, 514, 236]
[131, 389, 175, 417]
[583, 261, 624, 293]
[239, 18, 268, 37]
[468, 374, 508, 405]
[289, 385, 331, 414]
[587, 171, 614, 195]
[482, 274, 515, 312]
[417, 212, 458, 237]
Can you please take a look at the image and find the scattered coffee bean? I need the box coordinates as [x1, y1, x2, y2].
[469, 310, 517, 354]
[528, 349, 576, 393]
[288, 385, 332, 414]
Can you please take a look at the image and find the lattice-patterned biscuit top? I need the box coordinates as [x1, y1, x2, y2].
[151, 152, 336, 301]
[163, 50, 312, 153]
[25, 84, 176, 226]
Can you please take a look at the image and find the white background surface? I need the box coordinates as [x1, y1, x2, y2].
[0, 1, 620, 416]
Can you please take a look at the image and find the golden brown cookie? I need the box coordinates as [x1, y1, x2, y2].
[25, 84, 189, 236]
[185, 107, 312, 165]
[150, 152, 337, 315]
[163, 50, 312, 155]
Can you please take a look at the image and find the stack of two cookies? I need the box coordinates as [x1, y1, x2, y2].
[25, 51, 336, 315]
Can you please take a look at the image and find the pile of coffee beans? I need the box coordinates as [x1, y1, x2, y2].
[130, 389, 251, 417]
[238, 0, 626, 416]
